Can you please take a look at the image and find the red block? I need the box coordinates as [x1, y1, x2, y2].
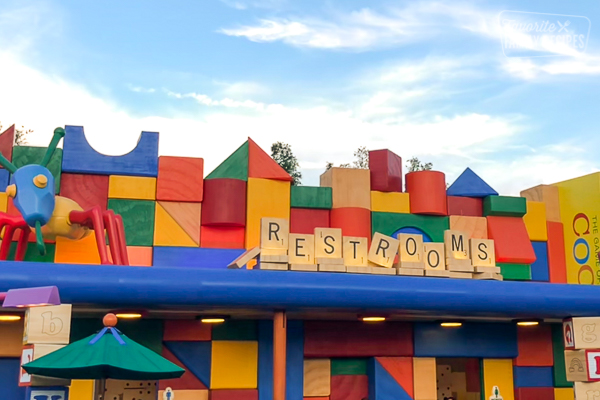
[210, 390, 258, 400]
[376, 357, 413, 397]
[156, 156, 204, 202]
[514, 324, 553, 366]
[290, 208, 330, 234]
[547, 222, 567, 283]
[60, 173, 109, 210]
[465, 358, 480, 392]
[201, 179, 246, 226]
[304, 321, 413, 357]
[330, 375, 368, 400]
[164, 320, 212, 342]
[330, 208, 371, 244]
[0, 125, 15, 167]
[515, 387, 554, 400]
[369, 149, 402, 192]
[487, 216, 536, 264]
[406, 171, 447, 215]
[200, 226, 245, 249]
[248, 138, 292, 181]
[447, 196, 483, 217]
[159, 347, 207, 390]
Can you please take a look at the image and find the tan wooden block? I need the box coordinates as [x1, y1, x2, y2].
[398, 268, 425, 276]
[470, 239, 495, 267]
[314, 228, 343, 259]
[474, 266, 501, 273]
[423, 243, 446, 271]
[520, 184, 561, 222]
[261, 248, 288, 256]
[449, 216, 488, 239]
[346, 265, 372, 274]
[473, 272, 503, 281]
[259, 262, 289, 271]
[24, 304, 72, 345]
[397, 261, 425, 269]
[0, 319, 24, 357]
[447, 264, 474, 272]
[288, 234, 315, 264]
[414, 358, 437, 400]
[290, 263, 318, 272]
[425, 269, 449, 278]
[398, 233, 424, 263]
[228, 247, 260, 269]
[318, 264, 346, 273]
[20, 344, 71, 386]
[565, 350, 587, 382]
[444, 230, 470, 261]
[371, 266, 397, 275]
[260, 217, 289, 250]
[316, 257, 344, 265]
[466, 393, 480, 400]
[320, 167, 371, 209]
[448, 271, 473, 279]
[304, 359, 331, 397]
[343, 236, 368, 267]
[368, 232, 399, 268]
[570, 317, 600, 349]
[260, 254, 289, 263]
[574, 381, 600, 400]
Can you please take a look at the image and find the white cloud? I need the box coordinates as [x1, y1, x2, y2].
[129, 86, 156, 93]
[502, 55, 600, 79]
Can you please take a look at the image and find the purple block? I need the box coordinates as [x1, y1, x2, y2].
[2, 286, 60, 308]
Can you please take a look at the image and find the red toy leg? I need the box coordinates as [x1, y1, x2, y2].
[69, 206, 111, 265]
[114, 214, 129, 265]
[0, 213, 31, 261]
[103, 210, 122, 265]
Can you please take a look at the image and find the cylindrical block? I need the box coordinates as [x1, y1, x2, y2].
[201, 178, 246, 226]
[330, 207, 371, 244]
[406, 171, 447, 216]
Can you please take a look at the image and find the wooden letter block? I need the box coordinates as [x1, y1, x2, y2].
[470, 239, 495, 267]
[304, 359, 331, 397]
[565, 318, 600, 350]
[449, 216, 487, 239]
[587, 350, 600, 381]
[289, 234, 315, 264]
[20, 344, 70, 387]
[260, 218, 289, 250]
[574, 381, 600, 400]
[343, 237, 368, 267]
[108, 175, 156, 200]
[424, 243, 446, 270]
[398, 233, 424, 263]
[413, 358, 437, 400]
[314, 228, 343, 259]
[444, 230, 470, 261]
[368, 232, 399, 268]
[565, 350, 587, 381]
[24, 304, 72, 345]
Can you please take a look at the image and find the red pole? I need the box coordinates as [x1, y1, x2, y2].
[273, 311, 287, 400]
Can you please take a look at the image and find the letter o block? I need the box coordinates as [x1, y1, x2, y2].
[424, 243, 446, 270]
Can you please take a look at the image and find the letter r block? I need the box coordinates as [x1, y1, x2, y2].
[260, 217, 289, 250]
[368, 232, 399, 268]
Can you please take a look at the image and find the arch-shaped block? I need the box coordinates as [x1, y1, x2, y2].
[62, 126, 159, 177]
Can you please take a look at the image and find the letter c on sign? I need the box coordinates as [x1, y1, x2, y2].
[573, 213, 590, 236]
[578, 265, 595, 285]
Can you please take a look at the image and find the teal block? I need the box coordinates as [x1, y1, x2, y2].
[498, 263, 532, 280]
[12, 146, 62, 194]
[290, 186, 332, 209]
[483, 196, 527, 217]
[107, 199, 155, 246]
[372, 212, 449, 242]
[331, 358, 368, 375]
[212, 320, 258, 341]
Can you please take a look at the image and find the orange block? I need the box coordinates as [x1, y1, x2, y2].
[376, 357, 413, 398]
[330, 208, 371, 245]
[406, 171, 447, 216]
[156, 156, 204, 202]
[514, 324, 553, 366]
[127, 247, 153, 266]
[200, 226, 245, 249]
[159, 347, 207, 390]
[248, 138, 292, 181]
[164, 320, 212, 341]
[547, 222, 567, 283]
[55, 233, 100, 264]
[487, 216, 536, 264]
[158, 201, 202, 245]
[0, 318, 24, 356]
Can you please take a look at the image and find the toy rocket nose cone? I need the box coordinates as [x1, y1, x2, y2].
[34, 174, 48, 188]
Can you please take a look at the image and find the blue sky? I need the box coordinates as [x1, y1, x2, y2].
[0, 0, 599, 193]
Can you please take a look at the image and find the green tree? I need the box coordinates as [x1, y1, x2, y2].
[406, 157, 432, 172]
[326, 146, 369, 170]
[271, 142, 302, 185]
[0, 121, 31, 146]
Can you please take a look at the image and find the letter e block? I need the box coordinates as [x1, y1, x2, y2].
[23, 304, 72, 345]
[343, 236, 368, 267]
[424, 243, 446, 270]
[444, 230, 470, 261]
[398, 233, 424, 263]
[260, 218, 289, 250]
[288, 234, 315, 264]
[470, 239, 495, 267]
[368, 232, 399, 268]
[314, 228, 342, 259]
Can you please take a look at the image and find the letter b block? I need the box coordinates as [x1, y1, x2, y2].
[23, 304, 72, 345]
[260, 218, 289, 250]
[289, 234, 315, 264]
[470, 239, 495, 267]
[368, 232, 399, 268]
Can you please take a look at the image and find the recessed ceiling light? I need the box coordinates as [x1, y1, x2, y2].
[440, 322, 463, 327]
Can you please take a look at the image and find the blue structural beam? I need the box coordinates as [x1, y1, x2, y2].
[1, 262, 600, 318]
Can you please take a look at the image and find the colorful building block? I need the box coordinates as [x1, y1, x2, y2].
[55, 233, 100, 264]
[154, 202, 199, 247]
[159, 347, 207, 390]
[367, 358, 412, 400]
[290, 208, 330, 234]
[487, 216, 536, 263]
[211, 390, 258, 400]
[331, 359, 367, 376]
[24, 304, 72, 345]
[405, 170, 447, 215]
[0, 124, 15, 166]
[447, 196, 483, 217]
[0, 168, 9, 191]
[212, 320, 257, 341]
[513, 366, 553, 387]
[369, 149, 403, 192]
[465, 359, 480, 392]
[202, 178, 246, 227]
[0, 319, 24, 357]
[124, 246, 153, 266]
[514, 324, 553, 366]
[515, 387, 554, 400]
[62, 125, 158, 177]
[13, 146, 62, 193]
[554, 388, 574, 400]
[447, 168, 498, 197]
[156, 156, 204, 202]
[164, 341, 211, 387]
[291, 186, 332, 209]
[547, 222, 567, 283]
[520, 184, 561, 222]
[200, 226, 245, 249]
[163, 320, 212, 342]
[413, 358, 436, 400]
[483, 196, 527, 217]
[206, 141, 248, 180]
[482, 359, 514, 400]
[304, 359, 331, 397]
[108, 175, 156, 200]
[248, 138, 292, 181]
[9, 242, 56, 262]
[498, 263, 531, 280]
[287, 321, 305, 400]
[258, 320, 273, 400]
[0, 359, 25, 399]
[370, 191, 410, 213]
[330, 375, 368, 400]
[376, 357, 413, 398]
[531, 242, 550, 281]
[69, 380, 94, 400]
[304, 321, 413, 358]
[153, 247, 245, 268]
[523, 201, 548, 241]
[160, 202, 201, 244]
[372, 212, 449, 242]
[245, 178, 290, 249]
[449, 216, 487, 239]
[330, 208, 371, 241]
[551, 324, 572, 388]
[107, 199, 155, 246]
[59, 173, 109, 210]
[320, 168, 370, 209]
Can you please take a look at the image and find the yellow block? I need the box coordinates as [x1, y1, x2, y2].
[554, 387, 574, 400]
[304, 359, 331, 397]
[158, 390, 208, 400]
[211, 341, 258, 389]
[55, 233, 100, 264]
[371, 191, 410, 213]
[154, 202, 197, 247]
[69, 380, 95, 400]
[108, 175, 157, 200]
[482, 359, 514, 400]
[245, 178, 290, 250]
[523, 201, 548, 241]
[0, 192, 7, 212]
[413, 358, 436, 400]
[0, 318, 24, 356]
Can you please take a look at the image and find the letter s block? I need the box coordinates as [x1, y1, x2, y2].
[314, 228, 343, 259]
[23, 304, 72, 345]
[470, 239, 495, 267]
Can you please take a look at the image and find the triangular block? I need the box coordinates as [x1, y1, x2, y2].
[164, 341, 212, 388]
[159, 201, 201, 245]
[376, 357, 413, 398]
[447, 168, 498, 197]
[154, 203, 198, 247]
[248, 138, 292, 181]
[0, 125, 15, 167]
[159, 346, 207, 390]
[206, 141, 249, 181]
[368, 358, 412, 400]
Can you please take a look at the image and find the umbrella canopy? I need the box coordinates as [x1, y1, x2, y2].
[22, 315, 184, 380]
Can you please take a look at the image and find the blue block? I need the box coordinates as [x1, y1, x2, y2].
[0, 168, 9, 191]
[62, 125, 158, 177]
[368, 358, 412, 400]
[26, 386, 69, 400]
[153, 247, 245, 268]
[0, 358, 26, 398]
[513, 366, 553, 388]
[414, 322, 518, 358]
[258, 320, 274, 400]
[287, 320, 304, 400]
[164, 341, 211, 387]
[392, 227, 432, 242]
[531, 242, 550, 282]
[447, 167, 498, 197]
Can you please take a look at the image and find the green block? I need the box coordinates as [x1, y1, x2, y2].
[212, 320, 257, 341]
[206, 141, 248, 180]
[291, 186, 332, 209]
[12, 146, 63, 194]
[552, 323, 573, 387]
[8, 242, 55, 262]
[483, 196, 527, 217]
[371, 212, 449, 242]
[107, 199, 155, 246]
[331, 358, 367, 375]
[498, 263, 531, 280]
